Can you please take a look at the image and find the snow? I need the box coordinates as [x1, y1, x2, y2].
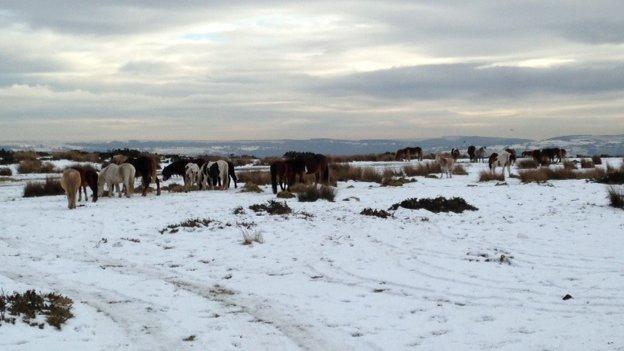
[1, 159, 624, 350]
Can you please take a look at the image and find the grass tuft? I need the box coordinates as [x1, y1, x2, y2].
[23, 178, 64, 197]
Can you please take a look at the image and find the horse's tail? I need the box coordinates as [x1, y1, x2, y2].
[128, 171, 135, 196]
[228, 161, 237, 188]
[270, 163, 278, 194]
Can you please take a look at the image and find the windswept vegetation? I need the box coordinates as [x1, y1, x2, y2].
[23, 178, 64, 197]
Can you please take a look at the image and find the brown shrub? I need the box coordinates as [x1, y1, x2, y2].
[331, 164, 383, 183]
[249, 200, 292, 215]
[519, 167, 606, 183]
[17, 160, 58, 174]
[592, 155, 602, 165]
[238, 171, 271, 185]
[388, 197, 478, 213]
[608, 186, 624, 209]
[13, 150, 38, 161]
[403, 162, 441, 177]
[516, 159, 539, 169]
[241, 182, 263, 193]
[563, 161, 577, 170]
[580, 158, 594, 169]
[276, 190, 295, 198]
[478, 170, 505, 182]
[52, 150, 100, 162]
[296, 184, 336, 202]
[23, 178, 64, 197]
[452, 164, 468, 175]
[360, 208, 393, 218]
[0, 167, 12, 176]
[381, 177, 413, 187]
[328, 152, 395, 163]
[597, 164, 624, 184]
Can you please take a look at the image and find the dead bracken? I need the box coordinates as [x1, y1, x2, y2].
[159, 218, 218, 234]
[249, 200, 292, 215]
[0, 290, 74, 330]
[388, 197, 478, 213]
[360, 208, 393, 219]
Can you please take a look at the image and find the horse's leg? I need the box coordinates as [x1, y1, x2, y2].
[142, 176, 149, 196]
[155, 175, 161, 196]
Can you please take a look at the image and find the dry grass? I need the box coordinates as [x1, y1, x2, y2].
[478, 170, 505, 182]
[360, 208, 393, 219]
[276, 190, 295, 198]
[23, 178, 64, 197]
[452, 164, 468, 175]
[580, 158, 595, 169]
[0, 167, 12, 176]
[17, 160, 58, 174]
[0, 290, 74, 330]
[13, 150, 38, 161]
[249, 200, 292, 215]
[597, 164, 624, 184]
[238, 171, 271, 185]
[296, 184, 336, 202]
[328, 153, 396, 163]
[607, 186, 624, 209]
[563, 161, 577, 170]
[403, 162, 441, 177]
[516, 159, 539, 169]
[241, 182, 263, 193]
[381, 177, 413, 187]
[592, 155, 602, 165]
[331, 164, 383, 183]
[519, 167, 607, 183]
[388, 197, 478, 213]
[52, 150, 100, 162]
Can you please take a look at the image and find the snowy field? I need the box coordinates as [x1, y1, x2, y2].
[1, 159, 623, 350]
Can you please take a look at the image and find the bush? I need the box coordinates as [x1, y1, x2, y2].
[516, 159, 539, 169]
[238, 171, 271, 185]
[519, 167, 607, 183]
[388, 197, 478, 213]
[17, 160, 58, 174]
[592, 155, 602, 165]
[276, 190, 295, 198]
[297, 184, 336, 202]
[563, 161, 577, 170]
[0, 167, 12, 176]
[52, 150, 100, 162]
[381, 176, 413, 187]
[0, 290, 74, 330]
[13, 150, 38, 161]
[478, 170, 505, 182]
[452, 164, 468, 175]
[360, 208, 393, 218]
[241, 182, 263, 193]
[331, 164, 383, 183]
[249, 200, 292, 215]
[580, 158, 594, 169]
[403, 162, 441, 177]
[23, 178, 64, 197]
[607, 186, 624, 209]
[596, 164, 624, 184]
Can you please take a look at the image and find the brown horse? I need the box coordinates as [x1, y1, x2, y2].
[70, 165, 99, 202]
[113, 154, 161, 196]
[271, 159, 308, 193]
[60, 169, 81, 209]
[283, 152, 330, 185]
[395, 147, 423, 161]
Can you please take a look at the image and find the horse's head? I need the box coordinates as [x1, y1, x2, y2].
[162, 166, 172, 181]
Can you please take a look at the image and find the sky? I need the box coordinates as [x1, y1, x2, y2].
[1, 1, 623, 142]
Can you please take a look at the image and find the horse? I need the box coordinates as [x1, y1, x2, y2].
[270, 160, 287, 194]
[395, 147, 423, 161]
[531, 150, 545, 165]
[475, 147, 487, 163]
[60, 169, 81, 209]
[557, 148, 567, 162]
[283, 152, 330, 184]
[521, 150, 534, 158]
[467, 145, 476, 162]
[504, 148, 517, 165]
[489, 151, 512, 179]
[126, 155, 160, 196]
[184, 163, 200, 192]
[70, 165, 99, 202]
[541, 148, 559, 164]
[435, 154, 455, 178]
[162, 159, 203, 181]
[199, 160, 229, 190]
[451, 148, 460, 160]
[98, 163, 136, 198]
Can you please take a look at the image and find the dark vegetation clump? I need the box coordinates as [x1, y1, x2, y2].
[233, 206, 245, 215]
[0, 148, 16, 164]
[159, 218, 216, 234]
[563, 161, 577, 170]
[23, 178, 64, 197]
[52, 150, 100, 162]
[388, 197, 478, 213]
[607, 186, 624, 209]
[241, 182, 263, 193]
[403, 162, 441, 177]
[381, 176, 413, 187]
[592, 155, 602, 165]
[249, 200, 292, 215]
[0, 167, 12, 176]
[580, 158, 595, 169]
[478, 170, 505, 182]
[331, 164, 383, 183]
[0, 290, 74, 330]
[452, 164, 468, 175]
[360, 208, 393, 218]
[17, 160, 58, 174]
[296, 184, 336, 202]
[516, 159, 539, 169]
[238, 171, 271, 185]
[276, 190, 295, 198]
[595, 164, 624, 184]
[519, 167, 607, 183]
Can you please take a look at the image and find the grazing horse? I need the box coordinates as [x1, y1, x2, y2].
[70, 165, 99, 202]
[541, 148, 559, 164]
[162, 159, 202, 181]
[521, 150, 534, 158]
[557, 148, 567, 162]
[126, 155, 160, 196]
[435, 154, 455, 178]
[504, 148, 517, 165]
[184, 163, 200, 192]
[199, 160, 230, 190]
[98, 163, 136, 198]
[531, 150, 545, 164]
[451, 148, 460, 160]
[475, 147, 487, 163]
[60, 169, 81, 209]
[395, 147, 423, 161]
[467, 145, 476, 162]
[489, 151, 512, 179]
[283, 152, 330, 184]
[270, 160, 287, 194]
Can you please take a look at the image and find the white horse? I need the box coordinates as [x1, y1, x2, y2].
[199, 160, 229, 190]
[489, 151, 512, 179]
[98, 163, 136, 198]
[435, 154, 455, 178]
[184, 163, 200, 192]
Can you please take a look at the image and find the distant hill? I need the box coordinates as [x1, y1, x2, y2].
[1, 135, 622, 157]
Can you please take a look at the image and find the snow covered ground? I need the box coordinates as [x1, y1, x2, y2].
[1, 159, 623, 350]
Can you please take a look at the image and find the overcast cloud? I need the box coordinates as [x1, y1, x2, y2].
[1, 1, 623, 141]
